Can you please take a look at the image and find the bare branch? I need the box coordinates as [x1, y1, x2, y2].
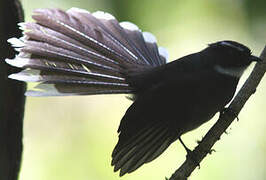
[169, 45, 266, 180]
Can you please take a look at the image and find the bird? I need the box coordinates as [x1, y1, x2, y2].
[5, 8, 261, 176]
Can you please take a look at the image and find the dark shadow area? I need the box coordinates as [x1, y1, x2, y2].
[0, 0, 25, 179]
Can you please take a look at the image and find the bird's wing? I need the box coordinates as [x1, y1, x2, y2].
[6, 8, 169, 96]
[111, 85, 183, 176]
[112, 109, 178, 176]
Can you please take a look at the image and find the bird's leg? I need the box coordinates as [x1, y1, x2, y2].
[220, 107, 239, 121]
[179, 137, 192, 154]
[178, 137, 200, 168]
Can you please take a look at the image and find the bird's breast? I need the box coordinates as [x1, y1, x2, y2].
[176, 74, 238, 133]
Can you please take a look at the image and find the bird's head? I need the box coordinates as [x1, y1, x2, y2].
[207, 40, 261, 77]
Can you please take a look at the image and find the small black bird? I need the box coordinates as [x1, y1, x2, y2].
[6, 8, 260, 176]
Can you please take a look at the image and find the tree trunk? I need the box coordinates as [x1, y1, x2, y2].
[0, 0, 25, 179]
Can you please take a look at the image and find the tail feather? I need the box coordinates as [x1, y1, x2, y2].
[67, 9, 141, 63]
[9, 69, 129, 86]
[23, 40, 121, 74]
[26, 84, 132, 97]
[23, 22, 120, 66]
[32, 8, 135, 64]
[6, 57, 125, 82]
[66, 8, 155, 65]
[6, 8, 169, 96]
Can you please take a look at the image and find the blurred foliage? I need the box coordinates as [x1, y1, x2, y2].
[18, 0, 265, 180]
[243, 0, 266, 20]
[242, 0, 266, 42]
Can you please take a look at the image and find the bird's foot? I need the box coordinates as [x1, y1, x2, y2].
[179, 137, 200, 169]
[185, 149, 201, 169]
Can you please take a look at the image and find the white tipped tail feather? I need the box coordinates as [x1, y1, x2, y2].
[6, 8, 169, 97]
[5, 57, 29, 68]
[92, 11, 115, 20]
[119, 22, 140, 31]
[142, 32, 157, 43]
[7, 37, 25, 47]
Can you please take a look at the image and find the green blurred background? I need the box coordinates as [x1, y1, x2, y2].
[18, 0, 265, 180]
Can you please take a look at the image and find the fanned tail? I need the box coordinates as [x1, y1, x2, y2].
[6, 8, 169, 96]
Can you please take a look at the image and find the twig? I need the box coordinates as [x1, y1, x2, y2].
[168, 45, 266, 180]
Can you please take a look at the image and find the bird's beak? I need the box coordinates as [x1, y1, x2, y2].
[250, 55, 262, 62]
